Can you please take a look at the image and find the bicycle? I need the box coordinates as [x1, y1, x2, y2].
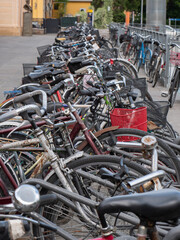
[148, 40, 166, 87]
[133, 34, 152, 75]
[0, 90, 178, 238]
[2, 180, 180, 240]
[167, 43, 180, 107]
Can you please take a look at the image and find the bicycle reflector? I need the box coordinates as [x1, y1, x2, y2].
[110, 59, 114, 65]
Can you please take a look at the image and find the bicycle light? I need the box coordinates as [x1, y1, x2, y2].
[12, 184, 40, 212]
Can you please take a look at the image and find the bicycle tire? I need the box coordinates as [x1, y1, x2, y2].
[168, 69, 180, 108]
[119, 42, 129, 59]
[104, 58, 138, 79]
[79, 128, 180, 184]
[34, 155, 149, 239]
[148, 55, 158, 83]
[144, 49, 151, 76]
[152, 58, 162, 88]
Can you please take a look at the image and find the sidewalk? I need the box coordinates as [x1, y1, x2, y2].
[0, 33, 179, 134]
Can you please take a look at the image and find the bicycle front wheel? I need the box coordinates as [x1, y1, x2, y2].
[34, 155, 149, 239]
[144, 49, 151, 76]
[168, 69, 180, 108]
[79, 128, 180, 184]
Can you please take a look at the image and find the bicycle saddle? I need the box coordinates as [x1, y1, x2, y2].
[34, 61, 66, 70]
[29, 70, 53, 80]
[78, 87, 100, 96]
[98, 189, 180, 224]
[29, 69, 65, 80]
[68, 57, 85, 64]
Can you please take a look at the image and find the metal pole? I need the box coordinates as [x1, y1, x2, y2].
[141, 0, 143, 28]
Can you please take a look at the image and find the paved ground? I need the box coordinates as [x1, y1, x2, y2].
[0, 32, 179, 134]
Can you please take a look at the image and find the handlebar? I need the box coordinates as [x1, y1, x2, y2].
[13, 90, 47, 116]
[0, 104, 43, 123]
[169, 42, 180, 49]
[133, 32, 152, 40]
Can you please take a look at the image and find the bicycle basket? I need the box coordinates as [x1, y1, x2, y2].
[126, 78, 147, 99]
[135, 100, 169, 128]
[37, 45, 51, 56]
[22, 63, 37, 76]
[110, 107, 147, 141]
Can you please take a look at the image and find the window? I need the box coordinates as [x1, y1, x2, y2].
[54, 3, 59, 10]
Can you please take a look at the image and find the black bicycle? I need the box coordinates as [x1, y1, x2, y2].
[167, 43, 180, 107]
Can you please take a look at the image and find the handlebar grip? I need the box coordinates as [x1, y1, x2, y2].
[86, 80, 102, 89]
[50, 74, 71, 86]
[0, 110, 18, 123]
[86, 80, 94, 86]
[47, 81, 64, 97]
[40, 194, 58, 206]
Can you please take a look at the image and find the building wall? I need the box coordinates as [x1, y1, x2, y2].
[66, 2, 91, 16]
[0, 0, 25, 36]
[32, 0, 44, 19]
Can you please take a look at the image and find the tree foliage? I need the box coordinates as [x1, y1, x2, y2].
[104, 0, 113, 24]
[94, 7, 107, 28]
[92, 0, 104, 11]
[166, 0, 180, 20]
[93, 0, 113, 28]
[113, 0, 126, 22]
[125, 0, 140, 11]
[76, 11, 87, 23]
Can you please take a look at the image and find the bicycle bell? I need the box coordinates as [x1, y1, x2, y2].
[12, 184, 40, 212]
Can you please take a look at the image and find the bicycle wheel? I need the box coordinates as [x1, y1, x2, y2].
[152, 58, 162, 88]
[104, 58, 138, 79]
[79, 128, 180, 184]
[119, 42, 129, 59]
[148, 54, 158, 83]
[34, 155, 149, 239]
[144, 49, 151, 76]
[168, 69, 180, 108]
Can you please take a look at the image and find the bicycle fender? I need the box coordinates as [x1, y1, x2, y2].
[77, 126, 119, 151]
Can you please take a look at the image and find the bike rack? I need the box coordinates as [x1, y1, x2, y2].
[109, 23, 180, 87]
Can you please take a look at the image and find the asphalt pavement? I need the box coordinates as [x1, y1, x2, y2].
[0, 32, 179, 134]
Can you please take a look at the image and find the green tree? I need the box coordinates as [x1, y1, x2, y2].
[94, 7, 107, 28]
[104, 0, 113, 24]
[125, 0, 140, 12]
[113, 0, 126, 22]
[92, 0, 104, 11]
[76, 11, 87, 23]
[166, 0, 180, 20]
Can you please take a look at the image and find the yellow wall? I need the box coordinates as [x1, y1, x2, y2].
[0, 0, 25, 36]
[66, 2, 91, 16]
[32, 0, 44, 19]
